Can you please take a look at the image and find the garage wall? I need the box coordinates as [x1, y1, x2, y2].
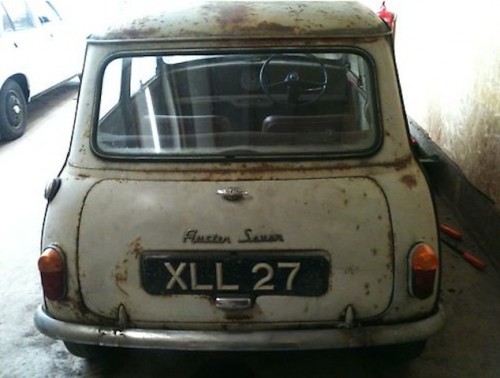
[394, 0, 500, 205]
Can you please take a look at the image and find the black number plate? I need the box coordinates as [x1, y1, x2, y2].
[141, 252, 329, 296]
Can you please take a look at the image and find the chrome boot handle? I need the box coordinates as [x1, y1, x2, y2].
[216, 187, 249, 201]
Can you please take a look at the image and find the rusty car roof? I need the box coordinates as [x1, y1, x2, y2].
[90, 1, 390, 42]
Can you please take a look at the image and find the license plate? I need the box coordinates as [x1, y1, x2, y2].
[141, 252, 329, 296]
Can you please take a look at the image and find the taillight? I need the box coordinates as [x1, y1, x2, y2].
[408, 243, 439, 299]
[38, 246, 66, 301]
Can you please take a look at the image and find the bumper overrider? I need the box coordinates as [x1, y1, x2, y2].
[34, 304, 445, 351]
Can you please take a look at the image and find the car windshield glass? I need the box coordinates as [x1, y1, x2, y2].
[95, 51, 379, 159]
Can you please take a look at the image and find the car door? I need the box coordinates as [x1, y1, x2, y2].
[1, 0, 54, 96]
[0, 2, 18, 84]
[27, 0, 82, 88]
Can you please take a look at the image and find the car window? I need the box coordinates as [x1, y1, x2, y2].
[130, 57, 157, 94]
[98, 59, 122, 120]
[29, 0, 61, 24]
[95, 51, 380, 160]
[2, 0, 35, 31]
[1, 3, 14, 32]
[44, 1, 61, 21]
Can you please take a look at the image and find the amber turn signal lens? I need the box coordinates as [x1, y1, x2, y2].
[38, 247, 64, 273]
[38, 246, 66, 301]
[411, 244, 439, 271]
[409, 243, 439, 299]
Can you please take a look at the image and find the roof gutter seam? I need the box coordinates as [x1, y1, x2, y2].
[88, 33, 391, 44]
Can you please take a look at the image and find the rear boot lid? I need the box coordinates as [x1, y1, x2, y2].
[78, 177, 393, 324]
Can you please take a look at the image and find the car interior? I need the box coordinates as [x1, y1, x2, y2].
[96, 52, 378, 158]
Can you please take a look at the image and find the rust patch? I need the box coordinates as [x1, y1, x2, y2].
[391, 155, 412, 171]
[114, 277, 129, 295]
[115, 268, 128, 283]
[105, 18, 163, 39]
[89, 0, 390, 41]
[113, 258, 129, 296]
[401, 174, 418, 189]
[201, 3, 305, 35]
[344, 265, 360, 275]
[64, 292, 92, 318]
[129, 237, 144, 258]
[223, 313, 254, 321]
[103, 154, 414, 181]
[256, 21, 299, 35]
[203, 2, 252, 30]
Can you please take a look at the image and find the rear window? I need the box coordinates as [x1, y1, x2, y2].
[94, 51, 380, 160]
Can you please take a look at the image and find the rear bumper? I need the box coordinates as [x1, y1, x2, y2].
[34, 304, 445, 351]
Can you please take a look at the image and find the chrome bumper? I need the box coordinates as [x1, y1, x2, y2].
[34, 304, 445, 351]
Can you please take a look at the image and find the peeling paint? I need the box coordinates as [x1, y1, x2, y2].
[400, 174, 417, 189]
[92, 1, 389, 41]
[129, 237, 144, 258]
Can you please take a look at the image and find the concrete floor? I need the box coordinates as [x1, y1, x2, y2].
[0, 82, 499, 378]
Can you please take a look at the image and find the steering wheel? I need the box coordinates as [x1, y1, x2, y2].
[259, 54, 328, 105]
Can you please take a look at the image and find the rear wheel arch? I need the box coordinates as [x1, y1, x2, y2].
[3, 74, 30, 100]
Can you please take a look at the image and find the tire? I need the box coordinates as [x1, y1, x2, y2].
[64, 341, 119, 360]
[0, 79, 27, 141]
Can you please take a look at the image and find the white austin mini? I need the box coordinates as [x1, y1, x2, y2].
[35, 1, 444, 360]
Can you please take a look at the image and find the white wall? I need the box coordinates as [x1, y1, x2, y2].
[395, 0, 500, 204]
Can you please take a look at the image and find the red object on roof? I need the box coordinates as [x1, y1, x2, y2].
[378, 1, 396, 28]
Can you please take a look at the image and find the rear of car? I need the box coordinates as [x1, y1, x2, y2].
[35, 1, 444, 358]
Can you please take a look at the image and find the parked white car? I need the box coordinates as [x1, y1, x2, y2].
[35, 1, 445, 360]
[0, 0, 83, 140]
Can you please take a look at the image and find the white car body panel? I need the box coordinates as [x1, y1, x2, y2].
[78, 178, 393, 323]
